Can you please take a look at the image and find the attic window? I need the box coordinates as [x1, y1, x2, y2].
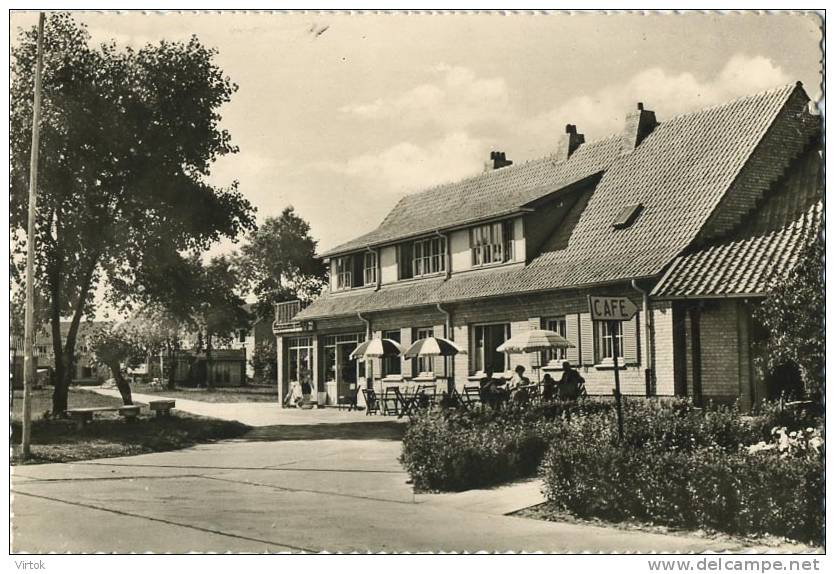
[612, 203, 643, 229]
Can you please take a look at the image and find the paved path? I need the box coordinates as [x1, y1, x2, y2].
[12, 390, 813, 553]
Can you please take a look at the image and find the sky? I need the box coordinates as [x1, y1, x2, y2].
[10, 11, 824, 257]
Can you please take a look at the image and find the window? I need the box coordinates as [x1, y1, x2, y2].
[471, 323, 511, 374]
[412, 327, 434, 375]
[541, 316, 567, 364]
[335, 256, 352, 290]
[397, 243, 414, 280]
[381, 330, 401, 377]
[470, 221, 514, 266]
[335, 253, 376, 289]
[612, 203, 644, 229]
[413, 237, 446, 277]
[363, 251, 377, 285]
[287, 337, 313, 383]
[322, 333, 364, 382]
[238, 329, 247, 343]
[598, 321, 624, 361]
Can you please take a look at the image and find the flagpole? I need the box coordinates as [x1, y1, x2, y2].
[22, 12, 46, 460]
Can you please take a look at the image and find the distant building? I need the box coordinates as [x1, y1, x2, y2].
[10, 321, 112, 388]
[274, 82, 821, 410]
[224, 304, 274, 381]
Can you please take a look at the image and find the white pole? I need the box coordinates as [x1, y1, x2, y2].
[22, 12, 46, 459]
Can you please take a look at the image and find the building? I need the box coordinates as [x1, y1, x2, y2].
[274, 82, 821, 410]
[10, 321, 112, 388]
[226, 304, 274, 381]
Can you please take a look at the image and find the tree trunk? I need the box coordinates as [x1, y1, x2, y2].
[52, 257, 98, 415]
[206, 331, 213, 389]
[108, 360, 132, 405]
[166, 340, 177, 390]
[49, 279, 68, 415]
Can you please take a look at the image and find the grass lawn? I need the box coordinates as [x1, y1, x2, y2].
[11, 387, 250, 465]
[131, 382, 278, 403]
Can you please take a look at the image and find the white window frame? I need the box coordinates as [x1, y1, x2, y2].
[470, 220, 514, 267]
[412, 327, 435, 375]
[287, 336, 313, 384]
[412, 237, 446, 277]
[335, 256, 352, 290]
[363, 251, 377, 286]
[542, 316, 567, 364]
[470, 322, 511, 375]
[598, 321, 624, 361]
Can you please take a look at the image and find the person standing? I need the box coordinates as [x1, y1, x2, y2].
[557, 361, 586, 402]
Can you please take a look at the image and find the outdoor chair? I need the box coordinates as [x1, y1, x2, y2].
[463, 385, 483, 409]
[361, 388, 379, 415]
[394, 387, 419, 419]
[381, 387, 400, 416]
[417, 384, 437, 406]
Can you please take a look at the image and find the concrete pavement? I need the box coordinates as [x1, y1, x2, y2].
[12, 390, 815, 553]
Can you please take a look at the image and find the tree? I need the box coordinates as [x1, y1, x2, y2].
[10, 14, 255, 414]
[753, 232, 824, 400]
[250, 338, 277, 384]
[88, 323, 140, 405]
[128, 305, 193, 390]
[239, 207, 327, 319]
[192, 255, 251, 388]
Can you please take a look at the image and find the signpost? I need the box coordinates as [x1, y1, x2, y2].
[588, 296, 639, 440]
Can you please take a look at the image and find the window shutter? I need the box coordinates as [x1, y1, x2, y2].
[400, 327, 412, 375]
[579, 313, 595, 365]
[433, 324, 447, 377]
[565, 314, 580, 365]
[623, 315, 640, 364]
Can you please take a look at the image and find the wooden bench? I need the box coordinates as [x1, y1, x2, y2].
[67, 407, 118, 430]
[148, 400, 176, 417]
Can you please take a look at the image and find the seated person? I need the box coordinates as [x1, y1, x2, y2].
[508, 365, 532, 403]
[557, 361, 586, 402]
[480, 367, 507, 407]
[541, 373, 557, 402]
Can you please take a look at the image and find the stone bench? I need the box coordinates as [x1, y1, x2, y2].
[148, 400, 176, 417]
[67, 407, 118, 430]
[118, 405, 142, 421]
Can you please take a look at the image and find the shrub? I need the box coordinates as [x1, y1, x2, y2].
[540, 403, 824, 543]
[399, 404, 565, 491]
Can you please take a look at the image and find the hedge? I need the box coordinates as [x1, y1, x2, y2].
[539, 401, 824, 543]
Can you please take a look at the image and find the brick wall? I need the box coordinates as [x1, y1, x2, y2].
[697, 300, 749, 404]
[651, 300, 676, 395]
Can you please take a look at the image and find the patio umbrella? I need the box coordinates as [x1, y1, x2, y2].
[402, 336, 465, 358]
[349, 338, 406, 360]
[496, 329, 574, 382]
[402, 336, 465, 395]
[496, 329, 574, 353]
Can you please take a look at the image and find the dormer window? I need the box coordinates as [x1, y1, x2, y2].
[335, 256, 353, 290]
[363, 251, 377, 285]
[470, 221, 514, 266]
[612, 203, 643, 229]
[397, 236, 447, 280]
[334, 252, 378, 291]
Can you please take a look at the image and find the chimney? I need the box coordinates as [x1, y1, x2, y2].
[621, 102, 657, 153]
[557, 124, 585, 160]
[486, 151, 513, 171]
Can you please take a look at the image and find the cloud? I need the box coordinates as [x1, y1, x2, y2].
[313, 131, 488, 195]
[526, 54, 791, 142]
[340, 63, 511, 131]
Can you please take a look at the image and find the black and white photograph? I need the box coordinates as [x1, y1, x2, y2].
[7, 5, 827, 560]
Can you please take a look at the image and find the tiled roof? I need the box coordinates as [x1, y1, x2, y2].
[298, 83, 813, 320]
[652, 147, 822, 299]
[321, 135, 623, 257]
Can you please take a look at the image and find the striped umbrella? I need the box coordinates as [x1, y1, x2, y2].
[349, 338, 406, 360]
[403, 337, 465, 358]
[496, 329, 574, 353]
